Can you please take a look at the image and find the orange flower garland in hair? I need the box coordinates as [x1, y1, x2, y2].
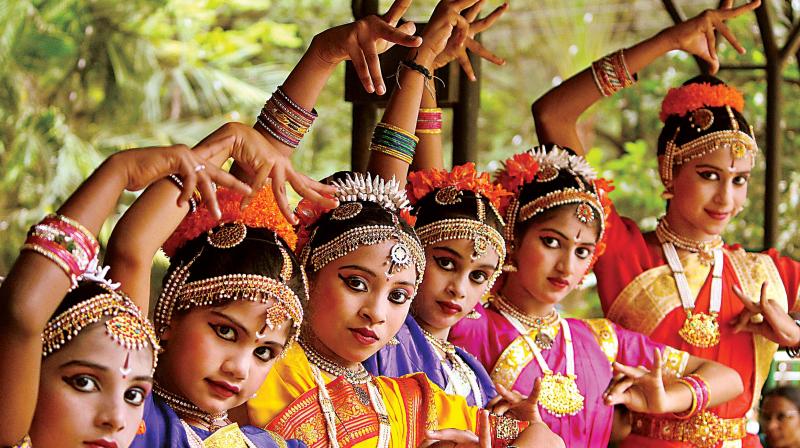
[407, 162, 512, 213]
[494, 152, 541, 195]
[162, 184, 297, 257]
[659, 82, 745, 122]
[590, 177, 615, 265]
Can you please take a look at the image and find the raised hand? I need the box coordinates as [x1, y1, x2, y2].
[415, 0, 482, 66]
[110, 139, 251, 220]
[486, 383, 527, 415]
[193, 123, 338, 224]
[421, 409, 491, 447]
[603, 348, 671, 414]
[503, 378, 546, 423]
[432, 0, 508, 80]
[312, 0, 422, 95]
[659, 0, 761, 74]
[731, 281, 800, 346]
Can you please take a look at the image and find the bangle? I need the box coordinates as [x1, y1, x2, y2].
[254, 85, 317, 149]
[22, 214, 100, 287]
[417, 107, 442, 135]
[787, 321, 800, 358]
[672, 377, 699, 420]
[686, 374, 710, 413]
[369, 122, 418, 165]
[167, 174, 197, 213]
[591, 49, 636, 97]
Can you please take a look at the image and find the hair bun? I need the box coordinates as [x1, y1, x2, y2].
[659, 82, 745, 122]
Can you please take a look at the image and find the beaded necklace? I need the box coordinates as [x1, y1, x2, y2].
[492, 294, 560, 350]
[153, 384, 229, 431]
[656, 217, 724, 348]
[179, 420, 259, 448]
[299, 339, 391, 448]
[420, 326, 483, 405]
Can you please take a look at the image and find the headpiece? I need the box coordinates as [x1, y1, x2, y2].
[407, 163, 511, 289]
[496, 145, 614, 264]
[43, 279, 160, 372]
[156, 186, 306, 341]
[658, 76, 758, 188]
[296, 172, 425, 293]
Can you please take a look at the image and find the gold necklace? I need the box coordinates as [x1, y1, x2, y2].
[179, 420, 259, 448]
[656, 217, 723, 266]
[492, 294, 560, 350]
[420, 326, 484, 405]
[153, 383, 229, 431]
[299, 338, 372, 405]
[529, 319, 584, 417]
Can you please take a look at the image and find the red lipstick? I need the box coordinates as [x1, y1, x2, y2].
[349, 327, 379, 345]
[436, 301, 463, 315]
[205, 379, 240, 399]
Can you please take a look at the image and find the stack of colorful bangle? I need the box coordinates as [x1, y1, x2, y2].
[22, 214, 100, 287]
[417, 108, 442, 135]
[673, 374, 710, 419]
[369, 122, 419, 165]
[591, 49, 636, 97]
[255, 86, 318, 149]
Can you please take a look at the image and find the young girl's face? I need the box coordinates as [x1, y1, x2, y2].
[307, 240, 418, 365]
[157, 300, 291, 416]
[662, 144, 752, 240]
[414, 238, 499, 331]
[32, 323, 154, 448]
[509, 205, 598, 308]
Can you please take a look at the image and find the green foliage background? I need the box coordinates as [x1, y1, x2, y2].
[1, 0, 798, 317]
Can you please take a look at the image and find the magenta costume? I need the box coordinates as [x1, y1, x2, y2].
[450, 302, 689, 447]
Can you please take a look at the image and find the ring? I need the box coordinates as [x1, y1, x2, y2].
[194, 164, 206, 173]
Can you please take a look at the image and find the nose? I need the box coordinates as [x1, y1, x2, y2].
[447, 273, 468, 299]
[95, 394, 126, 433]
[555, 249, 578, 277]
[714, 180, 734, 208]
[359, 293, 388, 325]
[221, 349, 250, 381]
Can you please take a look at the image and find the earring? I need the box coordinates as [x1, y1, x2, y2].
[660, 190, 674, 200]
[466, 309, 481, 320]
[387, 336, 400, 346]
[502, 261, 518, 273]
[137, 420, 147, 435]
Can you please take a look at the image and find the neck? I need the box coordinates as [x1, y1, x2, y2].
[663, 208, 720, 243]
[303, 330, 360, 371]
[499, 274, 556, 317]
[416, 316, 449, 341]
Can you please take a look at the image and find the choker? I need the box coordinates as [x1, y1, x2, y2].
[492, 294, 560, 350]
[298, 338, 371, 385]
[153, 383, 229, 431]
[656, 217, 723, 265]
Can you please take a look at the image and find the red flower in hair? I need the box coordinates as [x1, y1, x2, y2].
[162, 184, 297, 257]
[495, 152, 540, 194]
[407, 162, 512, 214]
[659, 82, 745, 122]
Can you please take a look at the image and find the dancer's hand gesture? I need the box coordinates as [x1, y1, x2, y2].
[603, 348, 671, 414]
[731, 281, 800, 346]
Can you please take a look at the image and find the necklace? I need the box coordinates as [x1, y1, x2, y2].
[420, 327, 484, 406]
[179, 420, 258, 448]
[527, 319, 584, 417]
[153, 384, 229, 431]
[493, 294, 560, 350]
[301, 342, 391, 448]
[299, 338, 372, 405]
[661, 241, 724, 348]
[656, 217, 723, 266]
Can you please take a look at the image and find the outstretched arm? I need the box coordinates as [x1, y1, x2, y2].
[531, 0, 760, 154]
[0, 142, 243, 445]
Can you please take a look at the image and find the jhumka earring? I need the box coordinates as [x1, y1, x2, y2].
[466, 309, 481, 320]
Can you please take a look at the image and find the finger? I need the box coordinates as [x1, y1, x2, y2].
[452, 0, 482, 13]
[350, 47, 375, 94]
[270, 169, 297, 225]
[486, 394, 504, 408]
[195, 167, 221, 219]
[478, 409, 491, 448]
[732, 310, 756, 333]
[424, 429, 479, 443]
[178, 159, 198, 207]
[652, 347, 663, 379]
[242, 160, 274, 209]
[471, 3, 508, 34]
[529, 378, 544, 422]
[359, 35, 385, 95]
[466, 38, 505, 65]
[192, 134, 235, 160]
[288, 171, 339, 210]
[464, 0, 485, 23]
[612, 362, 647, 378]
[457, 52, 477, 81]
[206, 164, 252, 196]
[733, 284, 762, 313]
[604, 377, 636, 399]
[720, 0, 734, 9]
[714, 19, 746, 54]
[383, 0, 413, 25]
[705, 27, 719, 74]
[719, 0, 761, 19]
[491, 402, 511, 416]
[377, 20, 423, 49]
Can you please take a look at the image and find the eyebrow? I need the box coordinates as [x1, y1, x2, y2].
[339, 264, 377, 278]
[541, 227, 597, 247]
[432, 246, 464, 260]
[60, 360, 153, 382]
[210, 310, 250, 338]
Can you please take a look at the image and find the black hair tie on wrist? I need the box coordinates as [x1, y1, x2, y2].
[401, 59, 433, 80]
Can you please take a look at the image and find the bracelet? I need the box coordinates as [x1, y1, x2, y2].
[672, 377, 699, 420]
[417, 107, 442, 135]
[787, 321, 800, 358]
[401, 59, 433, 80]
[22, 214, 100, 287]
[369, 122, 419, 165]
[254, 85, 317, 149]
[167, 174, 197, 213]
[591, 49, 636, 97]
